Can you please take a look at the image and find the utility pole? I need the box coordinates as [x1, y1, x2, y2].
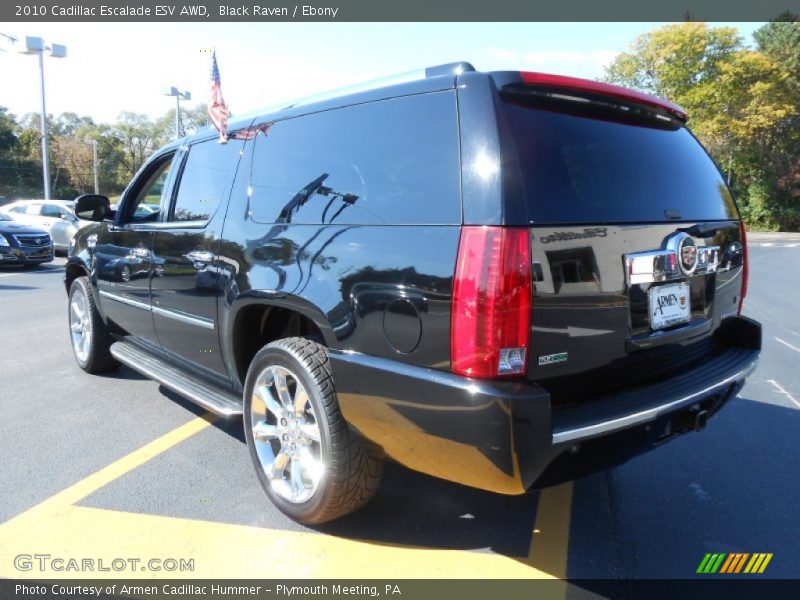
[92, 139, 99, 194]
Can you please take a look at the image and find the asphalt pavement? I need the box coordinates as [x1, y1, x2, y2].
[0, 247, 797, 585]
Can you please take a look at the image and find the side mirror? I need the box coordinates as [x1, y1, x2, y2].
[74, 194, 112, 222]
[61, 213, 78, 222]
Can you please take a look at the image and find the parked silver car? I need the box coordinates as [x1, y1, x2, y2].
[2, 199, 89, 254]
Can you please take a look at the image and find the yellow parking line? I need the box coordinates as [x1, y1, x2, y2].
[2, 414, 216, 522]
[527, 482, 573, 579]
[0, 412, 572, 581]
[0, 505, 559, 579]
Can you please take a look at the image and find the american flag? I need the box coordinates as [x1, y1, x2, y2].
[208, 50, 229, 142]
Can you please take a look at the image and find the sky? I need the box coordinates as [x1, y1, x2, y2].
[0, 22, 765, 124]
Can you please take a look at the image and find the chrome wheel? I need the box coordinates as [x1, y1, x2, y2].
[250, 365, 324, 504]
[69, 287, 92, 363]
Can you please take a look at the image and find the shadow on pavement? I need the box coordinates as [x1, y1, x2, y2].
[138, 384, 542, 558]
[566, 393, 799, 582]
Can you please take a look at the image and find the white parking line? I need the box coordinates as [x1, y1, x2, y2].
[767, 379, 800, 409]
[760, 243, 774, 247]
[775, 337, 800, 354]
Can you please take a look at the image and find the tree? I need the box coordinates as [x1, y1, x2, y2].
[604, 22, 800, 231]
[114, 112, 160, 180]
[754, 14, 800, 95]
[156, 103, 210, 141]
[0, 104, 212, 201]
[53, 136, 95, 194]
[604, 23, 742, 100]
[0, 108, 43, 198]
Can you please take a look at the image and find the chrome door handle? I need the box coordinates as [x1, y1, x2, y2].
[186, 250, 215, 266]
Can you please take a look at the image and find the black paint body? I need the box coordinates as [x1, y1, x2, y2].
[66, 69, 761, 494]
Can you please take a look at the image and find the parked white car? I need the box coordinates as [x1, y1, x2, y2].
[2, 199, 90, 254]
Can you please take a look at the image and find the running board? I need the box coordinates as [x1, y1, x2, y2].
[110, 342, 243, 416]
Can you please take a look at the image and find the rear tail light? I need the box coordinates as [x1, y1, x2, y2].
[451, 226, 532, 378]
[738, 221, 748, 314]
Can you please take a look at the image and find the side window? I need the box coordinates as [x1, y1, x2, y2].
[40, 204, 63, 218]
[120, 154, 174, 224]
[169, 138, 244, 223]
[248, 91, 461, 225]
[9, 205, 27, 214]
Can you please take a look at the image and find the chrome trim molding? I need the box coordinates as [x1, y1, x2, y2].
[98, 289, 151, 311]
[625, 244, 720, 285]
[99, 289, 214, 330]
[152, 304, 215, 330]
[552, 357, 758, 444]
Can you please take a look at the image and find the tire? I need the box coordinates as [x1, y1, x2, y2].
[244, 337, 383, 524]
[68, 276, 119, 373]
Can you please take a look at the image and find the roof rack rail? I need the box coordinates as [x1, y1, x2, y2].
[221, 61, 477, 128]
[278, 61, 475, 111]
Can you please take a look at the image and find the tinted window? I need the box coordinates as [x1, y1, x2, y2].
[248, 91, 460, 225]
[121, 153, 174, 224]
[171, 138, 243, 222]
[41, 204, 64, 218]
[500, 101, 738, 224]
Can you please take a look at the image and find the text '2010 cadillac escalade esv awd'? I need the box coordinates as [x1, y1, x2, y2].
[65, 63, 761, 524]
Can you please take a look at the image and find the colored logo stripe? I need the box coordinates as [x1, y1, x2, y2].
[697, 553, 725, 573]
[698, 553, 773, 574]
[744, 553, 773, 574]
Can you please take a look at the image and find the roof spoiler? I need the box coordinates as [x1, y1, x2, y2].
[497, 71, 687, 122]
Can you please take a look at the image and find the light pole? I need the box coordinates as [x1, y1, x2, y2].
[163, 87, 191, 140]
[21, 36, 66, 200]
[92, 139, 99, 194]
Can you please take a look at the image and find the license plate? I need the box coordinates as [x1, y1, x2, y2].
[648, 283, 691, 330]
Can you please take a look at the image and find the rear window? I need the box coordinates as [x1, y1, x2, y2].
[500, 100, 738, 224]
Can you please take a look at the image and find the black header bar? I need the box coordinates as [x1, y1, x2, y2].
[2, 0, 798, 22]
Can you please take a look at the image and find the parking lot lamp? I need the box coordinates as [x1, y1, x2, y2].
[163, 87, 191, 140]
[21, 37, 66, 200]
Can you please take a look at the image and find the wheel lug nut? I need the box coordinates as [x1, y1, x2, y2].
[282, 434, 289, 441]
[280, 418, 287, 426]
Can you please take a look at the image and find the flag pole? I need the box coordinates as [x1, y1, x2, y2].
[209, 48, 229, 144]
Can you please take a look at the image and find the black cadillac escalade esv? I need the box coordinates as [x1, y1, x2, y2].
[66, 63, 761, 524]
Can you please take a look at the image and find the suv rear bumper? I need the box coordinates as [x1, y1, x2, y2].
[329, 316, 761, 494]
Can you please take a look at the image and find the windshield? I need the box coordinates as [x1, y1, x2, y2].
[500, 99, 739, 224]
[0, 212, 11, 221]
